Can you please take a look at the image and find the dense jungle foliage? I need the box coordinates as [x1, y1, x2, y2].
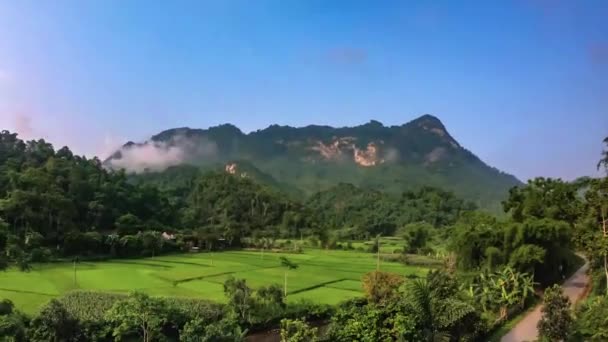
[1, 130, 608, 341]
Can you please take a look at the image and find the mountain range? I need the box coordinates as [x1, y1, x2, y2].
[105, 114, 521, 212]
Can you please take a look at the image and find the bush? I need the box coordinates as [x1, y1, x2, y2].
[283, 300, 333, 321]
[0, 299, 14, 316]
[571, 296, 608, 341]
[0, 310, 27, 341]
[30, 247, 52, 262]
[537, 284, 572, 341]
[362, 271, 404, 304]
[28, 300, 82, 342]
[328, 300, 422, 342]
[184, 317, 246, 342]
[57, 290, 223, 325]
[280, 318, 318, 342]
[58, 291, 126, 322]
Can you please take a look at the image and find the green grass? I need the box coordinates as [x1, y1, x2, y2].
[0, 249, 428, 314]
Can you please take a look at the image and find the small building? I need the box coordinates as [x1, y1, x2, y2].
[161, 232, 176, 240]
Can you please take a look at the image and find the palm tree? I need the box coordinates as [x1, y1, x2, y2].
[598, 136, 608, 172]
[279, 257, 298, 297]
[406, 279, 475, 342]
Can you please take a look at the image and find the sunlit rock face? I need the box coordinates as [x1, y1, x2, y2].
[225, 163, 237, 174]
[105, 114, 523, 212]
[310, 137, 384, 167]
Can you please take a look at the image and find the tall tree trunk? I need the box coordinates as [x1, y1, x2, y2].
[142, 324, 147, 342]
[284, 271, 288, 296]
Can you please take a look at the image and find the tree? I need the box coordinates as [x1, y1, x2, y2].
[0, 219, 8, 271]
[598, 136, 608, 173]
[578, 177, 608, 294]
[508, 244, 546, 275]
[204, 318, 246, 342]
[537, 284, 572, 341]
[571, 296, 608, 341]
[399, 222, 432, 254]
[28, 299, 81, 342]
[279, 257, 298, 296]
[180, 318, 206, 342]
[256, 283, 285, 307]
[105, 292, 164, 342]
[361, 270, 404, 304]
[503, 177, 581, 225]
[450, 211, 502, 270]
[328, 301, 390, 342]
[0, 299, 14, 316]
[16, 253, 31, 272]
[0, 305, 27, 342]
[280, 318, 317, 342]
[405, 277, 475, 341]
[181, 317, 246, 342]
[115, 213, 142, 235]
[140, 231, 162, 257]
[223, 277, 255, 324]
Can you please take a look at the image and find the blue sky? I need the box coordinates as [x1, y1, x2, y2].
[0, 0, 606, 181]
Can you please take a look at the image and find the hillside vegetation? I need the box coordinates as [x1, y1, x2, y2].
[1, 129, 606, 342]
[106, 115, 521, 212]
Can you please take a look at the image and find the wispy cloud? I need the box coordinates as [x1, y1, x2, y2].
[106, 134, 218, 173]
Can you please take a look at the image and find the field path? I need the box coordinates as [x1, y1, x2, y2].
[500, 261, 589, 342]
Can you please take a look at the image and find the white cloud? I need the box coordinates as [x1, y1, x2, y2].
[106, 134, 218, 173]
[108, 141, 186, 173]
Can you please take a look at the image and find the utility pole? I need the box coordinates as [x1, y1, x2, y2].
[376, 234, 381, 271]
[284, 271, 288, 297]
[73, 258, 77, 287]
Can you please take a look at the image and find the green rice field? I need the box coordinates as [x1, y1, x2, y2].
[0, 249, 428, 314]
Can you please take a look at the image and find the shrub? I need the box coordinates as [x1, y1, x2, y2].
[283, 300, 333, 321]
[537, 285, 572, 341]
[570, 296, 608, 341]
[362, 271, 404, 304]
[280, 318, 317, 342]
[29, 247, 52, 262]
[58, 291, 126, 322]
[0, 310, 27, 341]
[28, 300, 82, 342]
[0, 299, 14, 316]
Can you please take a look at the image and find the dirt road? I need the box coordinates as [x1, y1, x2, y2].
[500, 262, 589, 342]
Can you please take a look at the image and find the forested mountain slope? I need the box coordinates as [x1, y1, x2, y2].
[107, 115, 521, 211]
